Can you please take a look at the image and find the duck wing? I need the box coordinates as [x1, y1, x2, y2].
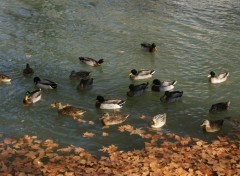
[138, 69, 155, 76]
[161, 80, 177, 87]
[141, 43, 151, 48]
[169, 91, 183, 98]
[30, 89, 41, 99]
[217, 72, 229, 79]
[132, 83, 149, 91]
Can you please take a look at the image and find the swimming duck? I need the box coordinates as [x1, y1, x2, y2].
[160, 91, 183, 103]
[0, 73, 11, 83]
[150, 113, 167, 128]
[69, 70, 91, 80]
[99, 112, 129, 126]
[79, 57, 104, 67]
[208, 71, 229, 84]
[140, 43, 157, 52]
[224, 117, 240, 131]
[127, 82, 149, 97]
[33, 77, 57, 90]
[209, 101, 230, 113]
[151, 79, 177, 92]
[96, 95, 126, 110]
[77, 78, 93, 89]
[51, 102, 86, 119]
[23, 89, 41, 105]
[129, 69, 155, 80]
[23, 63, 34, 75]
[200, 119, 224, 132]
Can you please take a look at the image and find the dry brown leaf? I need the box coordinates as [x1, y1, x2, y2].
[102, 132, 109, 136]
[89, 121, 95, 125]
[4, 138, 13, 144]
[118, 125, 134, 132]
[82, 132, 95, 138]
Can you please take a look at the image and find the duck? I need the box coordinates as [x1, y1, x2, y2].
[160, 91, 183, 103]
[23, 63, 34, 75]
[96, 95, 126, 110]
[77, 78, 93, 89]
[209, 101, 230, 113]
[23, 89, 41, 105]
[129, 69, 155, 80]
[200, 119, 224, 132]
[208, 71, 229, 84]
[224, 117, 240, 131]
[79, 57, 104, 67]
[0, 73, 11, 83]
[51, 102, 86, 119]
[69, 70, 91, 80]
[33, 77, 57, 90]
[151, 79, 177, 92]
[140, 43, 157, 52]
[99, 112, 129, 126]
[127, 82, 149, 97]
[150, 113, 167, 128]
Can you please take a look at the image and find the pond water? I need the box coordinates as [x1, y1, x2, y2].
[0, 0, 239, 154]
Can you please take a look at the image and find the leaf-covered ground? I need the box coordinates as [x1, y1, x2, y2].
[0, 127, 239, 176]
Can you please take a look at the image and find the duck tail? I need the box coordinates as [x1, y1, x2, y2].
[227, 100, 230, 107]
[151, 70, 155, 75]
[51, 83, 58, 89]
[119, 100, 126, 106]
[172, 80, 177, 85]
[98, 59, 104, 64]
[226, 72, 229, 77]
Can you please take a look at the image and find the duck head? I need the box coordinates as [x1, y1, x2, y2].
[129, 84, 135, 91]
[98, 59, 104, 64]
[33, 77, 41, 84]
[130, 69, 138, 76]
[152, 79, 161, 85]
[96, 95, 105, 103]
[208, 71, 215, 78]
[200, 120, 210, 127]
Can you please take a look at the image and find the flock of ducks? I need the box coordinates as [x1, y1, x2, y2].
[0, 42, 232, 133]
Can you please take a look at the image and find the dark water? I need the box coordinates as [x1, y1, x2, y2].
[0, 0, 239, 154]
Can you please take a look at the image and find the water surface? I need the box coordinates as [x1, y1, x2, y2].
[0, 0, 240, 154]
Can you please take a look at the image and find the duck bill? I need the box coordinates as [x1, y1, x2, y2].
[50, 103, 56, 108]
[24, 96, 29, 101]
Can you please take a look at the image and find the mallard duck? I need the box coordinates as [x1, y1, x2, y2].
[129, 69, 155, 80]
[224, 117, 240, 130]
[77, 78, 93, 89]
[23, 89, 41, 105]
[160, 91, 183, 103]
[96, 95, 125, 109]
[209, 101, 230, 113]
[33, 77, 57, 90]
[23, 63, 34, 75]
[79, 57, 104, 67]
[127, 82, 149, 97]
[201, 119, 224, 132]
[51, 102, 86, 119]
[0, 73, 11, 83]
[151, 79, 177, 92]
[208, 71, 229, 84]
[69, 70, 91, 80]
[99, 112, 129, 126]
[140, 43, 157, 52]
[150, 113, 167, 128]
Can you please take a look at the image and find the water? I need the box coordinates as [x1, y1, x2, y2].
[1, 0, 240, 154]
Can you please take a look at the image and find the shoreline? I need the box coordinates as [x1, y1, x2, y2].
[0, 130, 239, 175]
